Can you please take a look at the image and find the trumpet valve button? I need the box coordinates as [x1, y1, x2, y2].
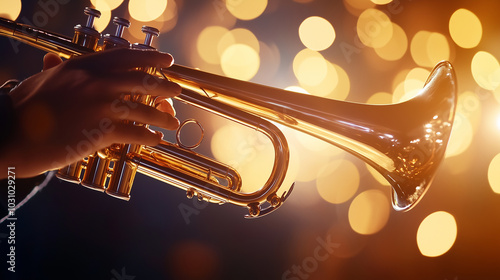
[103, 17, 131, 49]
[113, 17, 130, 38]
[142, 26, 159, 46]
[84, 7, 101, 29]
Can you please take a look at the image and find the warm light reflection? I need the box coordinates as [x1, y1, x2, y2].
[374, 23, 407, 61]
[299, 16, 336, 51]
[226, 0, 267, 21]
[197, 26, 229, 65]
[417, 211, 457, 257]
[449, 9, 482, 49]
[357, 9, 393, 48]
[129, 0, 167, 22]
[285, 86, 310, 95]
[488, 153, 500, 194]
[316, 160, 359, 204]
[348, 189, 390, 235]
[0, 0, 21, 20]
[471, 51, 500, 90]
[221, 44, 260, 81]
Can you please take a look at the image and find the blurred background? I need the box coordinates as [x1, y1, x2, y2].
[1, 0, 500, 279]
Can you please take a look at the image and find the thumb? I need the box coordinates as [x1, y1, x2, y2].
[42, 53, 63, 71]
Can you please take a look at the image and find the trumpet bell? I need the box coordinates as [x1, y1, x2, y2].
[366, 61, 457, 210]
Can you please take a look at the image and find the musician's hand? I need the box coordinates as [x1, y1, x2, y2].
[1, 48, 181, 178]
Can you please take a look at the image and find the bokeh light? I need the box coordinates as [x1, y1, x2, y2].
[367, 92, 392, 104]
[411, 31, 450, 68]
[293, 49, 328, 87]
[129, 0, 167, 22]
[92, 1, 112, 32]
[343, 0, 375, 15]
[357, 8, 393, 48]
[445, 90, 481, 158]
[299, 16, 336, 51]
[218, 28, 260, 56]
[328, 64, 351, 100]
[366, 164, 390, 186]
[348, 189, 390, 235]
[449, 8, 482, 49]
[445, 112, 474, 158]
[471, 51, 500, 90]
[374, 23, 407, 61]
[392, 67, 430, 103]
[488, 153, 500, 194]
[211, 124, 273, 193]
[91, 0, 123, 10]
[221, 44, 260, 80]
[0, 0, 21, 20]
[370, 0, 392, 4]
[197, 26, 229, 65]
[302, 61, 340, 98]
[316, 160, 359, 204]
[226, 0, 267, 21]
[417, 211, 457, 257]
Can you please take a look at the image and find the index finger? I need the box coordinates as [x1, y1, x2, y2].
[68, 48, 174, 72]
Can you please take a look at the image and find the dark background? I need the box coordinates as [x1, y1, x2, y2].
[2, 0, 500, 279]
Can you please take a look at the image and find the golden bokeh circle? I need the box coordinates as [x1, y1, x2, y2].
[449, 8, 482, 49]
[299, 16, 336, 51]
[417, 211, 457, 257]
[348, 189, 390, 235]
[0, 0, 22, 20]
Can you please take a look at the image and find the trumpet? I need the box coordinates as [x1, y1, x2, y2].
[0, 7, 457, 218]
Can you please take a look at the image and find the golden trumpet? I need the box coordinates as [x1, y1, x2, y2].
[0, 7, 457, 218]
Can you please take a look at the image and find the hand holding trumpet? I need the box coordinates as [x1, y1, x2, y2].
[0, 48, 182, 179]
